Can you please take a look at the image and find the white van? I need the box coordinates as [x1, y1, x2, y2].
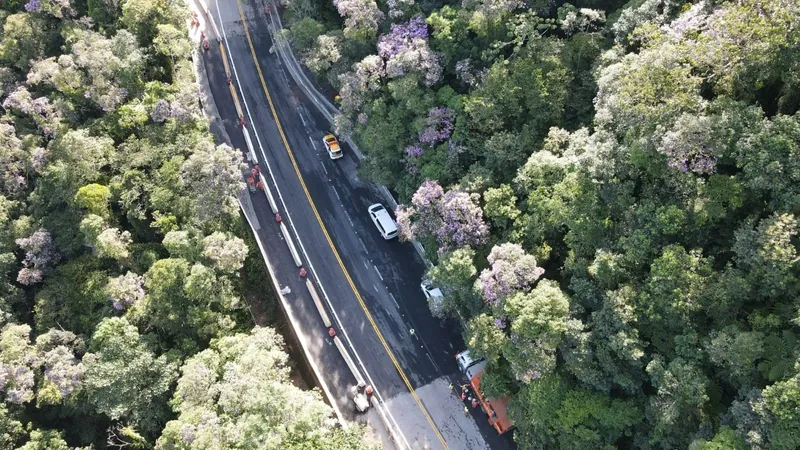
[368, 204, 398, 240]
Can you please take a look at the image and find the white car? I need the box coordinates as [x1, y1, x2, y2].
[421, 280, 443, 299]
[455, 349, 485, 374]
[368, 203, 398, 240]
[421, 279, 445, 314]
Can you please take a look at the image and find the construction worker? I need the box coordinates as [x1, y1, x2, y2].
[461, 383, 469, 392]
[449, 382, 454, 391]
[461, 391, 467, 401]
[463, 405, 469, 415]
[472, 398, 479, 408]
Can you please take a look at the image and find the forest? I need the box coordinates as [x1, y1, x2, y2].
[0, 0, 371, 448]
[281, 0, 800, 448]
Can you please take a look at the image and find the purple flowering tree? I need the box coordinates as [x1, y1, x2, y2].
[35, 329, 86, 404]
[106, 272, 146, 311]
[0, 324, 40, 405]
[15, 228, 60, 285]
[333, 0, 384, 39]
[396, 180, 489, 252]
[2, 87, 64, 137]
[0, 122, 30, 197]
[338, 55, 385, 115]
[419, 107, 455, 144]
[403, 145, 424, 173]
[0, 326, 86, 405]
[405, 145, 424, 158]
[151, 99, 171, 123]
[25, 0, 75, 18]
[658, 114, 717, 174]
[476, 243, 545, 305]
[377, 16, 442, 86]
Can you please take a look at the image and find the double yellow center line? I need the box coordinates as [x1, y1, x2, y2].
[232, 1, 449, 449]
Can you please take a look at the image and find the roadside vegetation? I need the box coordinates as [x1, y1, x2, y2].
[280, 0, 800, 447]
[0, 0, 371, 448]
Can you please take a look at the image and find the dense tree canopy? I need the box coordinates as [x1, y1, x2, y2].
[285, 0, 800, 447]
[157, 328, 375, 450]
[0, 1, 370, 448]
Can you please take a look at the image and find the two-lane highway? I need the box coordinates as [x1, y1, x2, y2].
[205, 1, 518, 448]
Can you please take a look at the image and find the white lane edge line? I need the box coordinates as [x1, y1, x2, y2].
[373, 265, 384, 281]
[389, 293, 399, 309]
[427, 353, 439, 372]
[320, 161, 328, 175]
[332, 186, 341, 201]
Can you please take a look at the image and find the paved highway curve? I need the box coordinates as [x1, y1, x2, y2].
[206, 1, 518, 448]
[231, 1, 451, 447]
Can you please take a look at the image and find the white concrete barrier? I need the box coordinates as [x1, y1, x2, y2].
[259, 173, 279, 214]
[279, 222, 302, 267]
[243, 127, 258, 164]
[198, 0, 221, 41]
[306, 279, 332, 328]
[333, 336, 366, 387]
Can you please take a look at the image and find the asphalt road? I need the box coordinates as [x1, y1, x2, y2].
[203, 1, 518, 448]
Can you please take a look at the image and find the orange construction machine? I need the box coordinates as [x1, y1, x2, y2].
[456, 350, 513, 435]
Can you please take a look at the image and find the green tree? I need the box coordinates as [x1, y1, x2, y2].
[638, 245, 712, 353]
[157, 327, 376, 449]
[0, 403, 24, 448]
[510, 374, 641, 450]
[645, 356, 710, 449]
[88, 0, 123, 32]
[483, 184, 521, 231]
[121, 0, 185, 46]
[501, 280, 570, 382]
[17, 428, 70, 450]
[74, 184, 111, 218]
[692, 426, 748, 450]
[290, 17, 326, 51]
[83, 317, 178, 437]
[132, 258, 238, 351]
[0, 13, 49, 70]
[705, 326, 764, 389]
[153, 24, 192, 64]
[426, 247, 479, 316]
[733, 213, 799, 299]
[201, 231, 248, 273]
[180, 143, 246, 228]
[465, 42, 569, 137]
[34, 256, 109, 336]
[466, 313, 506, 364]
